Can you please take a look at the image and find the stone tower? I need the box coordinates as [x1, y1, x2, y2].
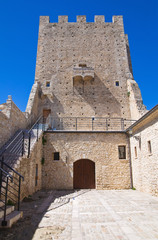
[27, 15, 146, 123]
[2, 15, 147, 191]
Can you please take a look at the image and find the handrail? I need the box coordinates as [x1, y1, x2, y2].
[49, 116, 137, 121]
[8, 135, 23, 154]
[0, 130, 23, 157]
[0, 160, 24, 180]
[28, 115, 43, 133]
[48, 116, 136, 131]
[0, 113, 47, 226]
[0, 167, 13, 181]
[0, 172, 10, 225]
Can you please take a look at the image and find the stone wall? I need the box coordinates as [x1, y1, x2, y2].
[14, 135, 43, 200]
[0, 96, 28, 148]
[34, 15, 145, 121]
[25, 82, 42, 125]
[42, 132, 131, 190]
[129, 107, 158, 196]
[127, 79, 147, 120]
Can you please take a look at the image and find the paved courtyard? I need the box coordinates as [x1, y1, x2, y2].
[33, 189, 158, 240]
[1, 189, 158, 240]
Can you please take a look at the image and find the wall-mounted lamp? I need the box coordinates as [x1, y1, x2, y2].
[128, 129, 132, 135]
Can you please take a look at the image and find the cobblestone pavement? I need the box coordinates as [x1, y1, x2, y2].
[1, 189, 158, 240]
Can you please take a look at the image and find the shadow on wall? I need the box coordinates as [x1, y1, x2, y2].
[73, 73, 121, 117]
[42, 145, 73, 189]
[126, 43, 133, 77]
[42, 94, 65, 129]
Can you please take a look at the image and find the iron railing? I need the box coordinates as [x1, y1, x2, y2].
[0, 114, 49, 226]
[0, 130, 25, 168]
[46, 117, 136, 132]
[0, 115, 48, 164]
[0, 158, 24, 226]
[0, 165, 13, 226]
[26, 115, 46, 158]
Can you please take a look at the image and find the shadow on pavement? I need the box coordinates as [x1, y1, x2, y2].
[0, 189, 90, 240]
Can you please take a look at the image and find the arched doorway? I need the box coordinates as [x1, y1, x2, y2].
[73, 159, 95, 189]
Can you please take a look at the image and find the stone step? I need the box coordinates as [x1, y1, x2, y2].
[0, 210, 23, 228]
[0, 201, 5, 208]
[0, 205, 14, 218]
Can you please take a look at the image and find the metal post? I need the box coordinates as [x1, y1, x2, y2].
[37, 123, 39, 141]
[27, 132, 31, 158]
[42, 116, 44, 131]
[17, 176, 21, 211]
[2, 176, 8, 226]
[106, 118, 108, 130]
[0, 156, 4, 198]
[121, 118, 124, 131]
[22, 132, 25, 156]
[76, 118, 77, 131]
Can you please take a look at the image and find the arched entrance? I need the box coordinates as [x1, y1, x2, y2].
[73, 159, 95, 189]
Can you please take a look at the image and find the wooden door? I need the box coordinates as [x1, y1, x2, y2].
[43, 109, 51, 123]
[73, 159, 95, 189]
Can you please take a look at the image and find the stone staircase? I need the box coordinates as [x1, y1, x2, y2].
[0, 201, 22, 228]
[0, 116, 49, 227]
[0, 126, 44, 169]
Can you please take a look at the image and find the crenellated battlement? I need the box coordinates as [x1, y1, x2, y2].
[35, 13, 147, 122]
[40, 15, 123, 25]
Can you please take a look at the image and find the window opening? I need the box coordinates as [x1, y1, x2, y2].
[116, 81, 119, 86]
[53, 152, 60, 161]
[148, 141, 152, 154]
[134, 147, 137, 158]
[79, 64, 87, 67]
[46, 81, 50, 87]
[118, 146, 126, 159]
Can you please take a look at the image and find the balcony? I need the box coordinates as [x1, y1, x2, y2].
[45, 117, 136, 132]
[73, 67, 94, 81]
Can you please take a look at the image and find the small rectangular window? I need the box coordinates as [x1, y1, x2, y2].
[134, 146, 137, 158]
[139, 138, 141, 149]
[148, 141, 152, 154]
[118, 146, 126, 159]
[79, 64, 87, 67]
[116, 81, 119, 86]
[46, 81, 50, 87]
[53, 152, 60, 161]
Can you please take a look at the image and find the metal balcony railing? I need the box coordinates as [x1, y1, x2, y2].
[46, 117, 136, 132]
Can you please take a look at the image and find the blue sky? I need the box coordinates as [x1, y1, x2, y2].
[0, 0, 157, 111]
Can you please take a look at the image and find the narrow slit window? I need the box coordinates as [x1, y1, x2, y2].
[118, 146, 126, 159]
[134, 146, 137, 158]
[35, 164, 38, 186]
[53, 152, 60, 161]
[148, 141, 152, 154]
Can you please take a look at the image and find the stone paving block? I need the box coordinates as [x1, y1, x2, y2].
[31, 190, 158, 240]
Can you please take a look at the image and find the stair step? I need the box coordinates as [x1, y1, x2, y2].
[0, 210, 23, 228]
[0, 205, 14, 218]
[0, 201, 5, 208]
